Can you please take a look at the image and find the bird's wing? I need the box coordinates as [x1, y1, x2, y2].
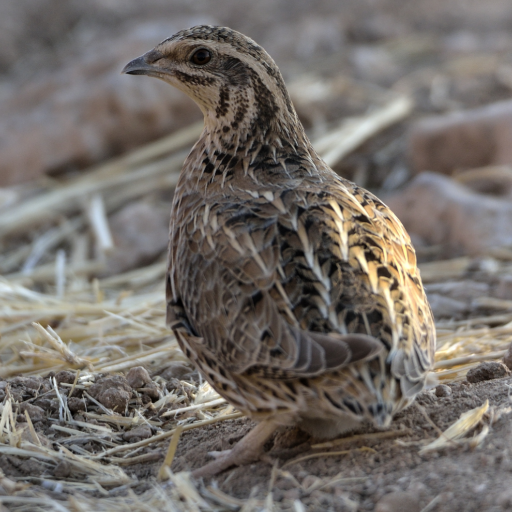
[167, 179, 434, 385]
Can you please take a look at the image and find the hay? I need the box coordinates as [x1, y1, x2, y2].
[1, 76, 511, 511]
[419, 400, 490, 454]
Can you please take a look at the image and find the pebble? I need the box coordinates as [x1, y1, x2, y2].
[159, 362, 195, 381]
[67, 397, 86, 412]
[126, 366, 152, 389]
[88, 375, 132, 412]
[435, 384, 452, 397]
[122, 424, 152, 442]
[53, 461, 71, 479]
[54, 370, 76, 386]
[375, 491, 421, 512]
[466, 362, 511, 383]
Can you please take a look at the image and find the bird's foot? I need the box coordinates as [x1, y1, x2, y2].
[192, 420, 277, 479]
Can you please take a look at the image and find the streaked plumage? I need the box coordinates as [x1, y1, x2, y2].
[123, 25, 436, 477]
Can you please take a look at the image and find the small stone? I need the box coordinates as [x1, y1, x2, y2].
[160, 362, 195, 381]
[122, 424, 152, 443]
[18, 403, 45, 422]
[67, 397, 86, 413]
[54, 370, 76, 386]
[407, 481, 427, 495]
[271, 489, 284, 502]
[88, 375, 132, 412]
[435, 384, 452, 398]
[97, 388, 131, 412]
[124, 367, 160, 400]
[375, 491, 420, 512]
[466, 362, 511, 383]
[435, 384, 452, 397]
[143, 385, 160, 400]
[53, 460, 71, 479]
[10, 376, 43, 391]
[274, 478, 296, 491]
[126, 366, 152, 389]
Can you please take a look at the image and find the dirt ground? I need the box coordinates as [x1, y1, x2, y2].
[1, 366, 512, 511]
[173, 378, 512, 512]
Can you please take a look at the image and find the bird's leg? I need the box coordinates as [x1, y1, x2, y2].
[192, 420, 277, 479]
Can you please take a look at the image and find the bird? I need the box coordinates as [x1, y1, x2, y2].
[122, 25, 436, 478]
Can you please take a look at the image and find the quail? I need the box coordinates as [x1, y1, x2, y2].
[123, 25, 436, 478]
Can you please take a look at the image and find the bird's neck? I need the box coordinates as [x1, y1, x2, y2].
[178, 83, 324, 193]
[198, 76, 307, 156]
[201, 116, 302, 158]
[176, 118, 324, 198]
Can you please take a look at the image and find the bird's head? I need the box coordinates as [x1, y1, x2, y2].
[123, 25, 299, 139]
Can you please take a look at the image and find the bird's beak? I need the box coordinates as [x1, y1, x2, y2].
[122, 55, 156, 76]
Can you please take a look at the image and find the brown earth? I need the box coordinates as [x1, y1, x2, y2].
[2, 366, 512, 511]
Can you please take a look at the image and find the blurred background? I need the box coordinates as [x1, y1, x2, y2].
[3, 5, 512, 507]
[2, 0, 512, 319]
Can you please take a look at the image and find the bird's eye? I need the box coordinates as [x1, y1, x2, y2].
[191, 49, 211, 65]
